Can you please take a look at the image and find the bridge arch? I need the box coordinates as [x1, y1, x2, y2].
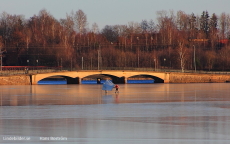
[127, 74, 164, 83]
[37, 75, 81, 84]
[101, 74, 126, 84]
[82, 74, 126, 84]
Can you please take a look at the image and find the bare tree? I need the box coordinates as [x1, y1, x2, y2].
[0, 36, 6, 69]
[114, 25, 128, 50]
[0, 12, 11, 45]
[177, 41, 188, 72]
[91, 23, 99, 49]
[218, 46, 230, 70]
[75, 9, 87, 35]
[205, 50, 216, 70]
[177, 11, 189, 31]
[127, 21, 141, 50]
[157, 10, 177, 47]
[92, 23, 99, 33]
[140, 20, 149, 51]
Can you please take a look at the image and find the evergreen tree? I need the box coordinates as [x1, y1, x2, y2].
[209, 13, 218, 49]
[200, 11, 209, 38]
[209, 13, 218, 29]
[189, 13, 196, 30]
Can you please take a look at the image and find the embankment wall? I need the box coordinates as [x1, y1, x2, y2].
[0, 75, 31, 85]
[169, 73, 230, 83]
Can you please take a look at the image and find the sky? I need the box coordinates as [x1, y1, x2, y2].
[0, 0, 230, 30]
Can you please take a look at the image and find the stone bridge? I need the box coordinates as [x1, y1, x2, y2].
[31, 70, 170, 84]
[1, 70, 230, 85]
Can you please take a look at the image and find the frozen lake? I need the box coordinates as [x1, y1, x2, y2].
[0, 83, 230, 144]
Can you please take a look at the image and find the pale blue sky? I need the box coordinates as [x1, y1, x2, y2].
[0, 0, 229, 29]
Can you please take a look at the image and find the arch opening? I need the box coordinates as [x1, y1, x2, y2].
[82, 74, 123, 84]
[38, 75, 80, 84]
[82, 74, 112, 84]
[128, 74, 164, 83]
[38, 76, 67, 85]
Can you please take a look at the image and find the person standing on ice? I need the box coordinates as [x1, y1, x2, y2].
[115, 85, 119, 93]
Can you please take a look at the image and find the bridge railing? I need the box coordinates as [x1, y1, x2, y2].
[0, 66, 62, 76]
[71, 67, 230, 74]
[1, 66, 230, 76]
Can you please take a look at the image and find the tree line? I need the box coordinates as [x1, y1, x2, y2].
[0, 9, 230, 71]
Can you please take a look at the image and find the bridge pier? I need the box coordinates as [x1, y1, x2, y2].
[66, 77, 81, 84]
[154, 79, 165, 83]
[97, 78, 101, 84]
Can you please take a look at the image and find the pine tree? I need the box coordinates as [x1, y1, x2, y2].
[189, 13, 196, 30]
[209, 13, 218, 49]
[209, 13, 218, 29]
[200, 11, 210, 38]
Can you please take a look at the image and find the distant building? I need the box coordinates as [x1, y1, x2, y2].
[219, 39, 229, 45]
